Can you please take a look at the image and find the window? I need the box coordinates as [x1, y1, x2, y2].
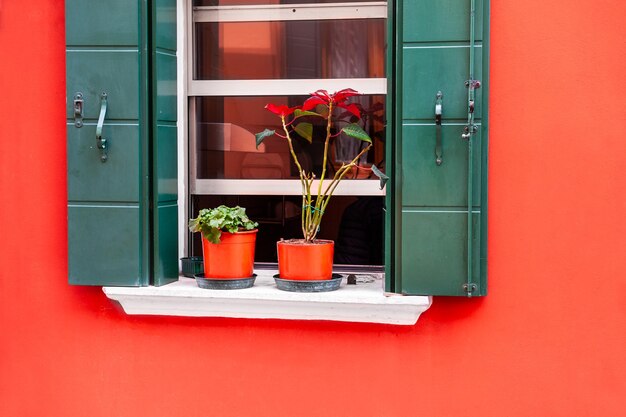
[66, 0, 490, 299]
[184, 1, 388, 267]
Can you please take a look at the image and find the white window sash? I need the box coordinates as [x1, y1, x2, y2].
[193, 2, 387, 23]
[191, 179, 385, 196]
[189, 78, 387, 96]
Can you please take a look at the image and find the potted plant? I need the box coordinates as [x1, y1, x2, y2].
[255, 89, 386, 290]
[188, 205, 258, 289]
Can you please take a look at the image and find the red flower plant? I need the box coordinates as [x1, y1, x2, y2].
[255, 89, 386, 242]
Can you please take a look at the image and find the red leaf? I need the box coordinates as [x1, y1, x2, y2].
[332, 88, 360, 104]
[337, 102, 361, 118]
[265, 103, 300, 116]
[302, 96, 327, 111]
[310, 90, 331, 102]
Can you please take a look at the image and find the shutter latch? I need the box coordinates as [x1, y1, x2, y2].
[462, 79, 481, 140]
[462, 124, 479, 140]
[434, 91, 443, 165]
[73, 92, 84, 128]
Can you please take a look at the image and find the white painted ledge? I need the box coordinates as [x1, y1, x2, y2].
[103, 272, 431, 325]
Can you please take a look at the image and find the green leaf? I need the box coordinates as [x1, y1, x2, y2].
[205, 228, 221, 244]
[317, 104, 330, 119]
[294, 109, 323, 118]
[188, 217, 201, 233]
[293, 122, 313, 143]
[188, 205, 258, 243]
[371, 164, 389, 190]
[341, 123, 372, 143]
[255, 129, 275, 148]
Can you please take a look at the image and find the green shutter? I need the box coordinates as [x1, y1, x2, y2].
[66, 0, 178, 286]
[386, 0, 489, 296]
[151, 0, 179, 286]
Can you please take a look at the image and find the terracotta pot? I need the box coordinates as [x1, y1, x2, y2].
[202, 230, 257, 278]
[277, 239, 334, 280]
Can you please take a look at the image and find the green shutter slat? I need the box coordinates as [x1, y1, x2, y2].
[386, 0, 489, 296]
[151, 0, 178, 287]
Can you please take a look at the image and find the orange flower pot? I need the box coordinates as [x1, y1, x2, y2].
[202, 230, 258, 278]
[277, 239, 334, 280]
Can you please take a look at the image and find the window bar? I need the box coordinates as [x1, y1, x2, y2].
[188, 78, 387, 97]
[193, 2, 388, 23]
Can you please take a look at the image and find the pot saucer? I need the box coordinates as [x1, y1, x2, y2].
[194, 273, 256, 290]
[273, 274, 343, 292]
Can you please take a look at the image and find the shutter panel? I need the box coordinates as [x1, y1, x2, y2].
[66, 0, 178, 286]
[151, 0, 179, 286]
[66, 0, 149, 286]
[386, 0, 489, 296]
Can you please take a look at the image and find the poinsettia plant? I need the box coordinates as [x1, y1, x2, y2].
[255, 88, 387, 242]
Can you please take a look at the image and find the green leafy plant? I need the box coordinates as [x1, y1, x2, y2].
[188, 205, 258, 244]
[255, 88, 387, 243]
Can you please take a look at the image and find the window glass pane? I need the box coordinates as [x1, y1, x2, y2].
[191, 195, 384, 265]
[195, 19, 385, 80]
[193, 95, 386, 180]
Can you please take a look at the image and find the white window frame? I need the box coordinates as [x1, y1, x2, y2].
[178, 0, 388, 256]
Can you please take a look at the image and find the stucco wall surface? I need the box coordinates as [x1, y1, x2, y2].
[1, 1, 625, 416]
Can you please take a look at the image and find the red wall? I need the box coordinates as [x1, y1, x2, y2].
[1, 1, 625, 416]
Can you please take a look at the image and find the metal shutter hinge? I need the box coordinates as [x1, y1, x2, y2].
[463, 283, 478, 297]
[465, 79, 481, 90]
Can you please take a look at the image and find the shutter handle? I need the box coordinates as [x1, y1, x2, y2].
[95, 92, 108, 163]
[434, 91, 443, 166]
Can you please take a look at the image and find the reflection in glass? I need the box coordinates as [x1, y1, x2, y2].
[193, 96, 386, 180]
[191, 194, 384, 265]
[195, 19, 385, 80]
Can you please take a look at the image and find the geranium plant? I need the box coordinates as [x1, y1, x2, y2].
[255, 88, 386, 243]
[188, 205, 258, 244]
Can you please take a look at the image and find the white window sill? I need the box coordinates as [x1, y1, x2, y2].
[103, 271, 431, 325]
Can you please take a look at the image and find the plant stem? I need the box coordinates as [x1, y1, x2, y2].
[320, 144, 372, 213]
[304, 143, 372, 241]
[304, 176, 314, 240]
[315, 101, 333, 208]
[299, 102, 335, 241]
[278, 100, 371, 242]
[281, 115, 308, 238]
